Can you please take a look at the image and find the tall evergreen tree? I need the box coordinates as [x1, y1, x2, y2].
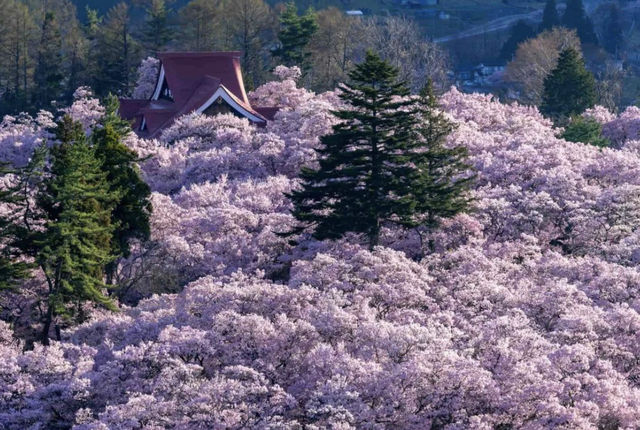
[33, 12, 63, 109]
[540, 48, 596, 120]
[289, 52, 458, 249]
[92, 96, 152, 286]
[93, 3, 141, 96]
[225, 0, 276, 89]
[0, 164, 35, 290]
[602, 3, 623, 55]
[141, 0, 173, 55]
[0, 145, 47, 291]
[562, 0, 598, 44]
[501, 20, 536, 61]
[273, 2, 318, 72]
[35, 116, 118, 345]
[411, 81, 474, 255]
[540, 0, 560, 31]
[177, 0, 221, 51]
[0, 1, 37, 115]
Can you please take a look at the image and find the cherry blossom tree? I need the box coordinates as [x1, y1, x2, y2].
[5, 74, 640, 428]
[131, 57, 160, 100]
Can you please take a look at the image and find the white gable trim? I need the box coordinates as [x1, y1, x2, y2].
[195, 86, 265, 123]
[151, 65, 166, 101]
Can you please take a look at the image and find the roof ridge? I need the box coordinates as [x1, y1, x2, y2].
[159, 51, 243, 58]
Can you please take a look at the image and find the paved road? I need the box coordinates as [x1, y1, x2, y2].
[433, 9, 545, 43]
[433, 0, 640, 44]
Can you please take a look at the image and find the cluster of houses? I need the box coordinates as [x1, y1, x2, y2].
[451, 63, 506, 91]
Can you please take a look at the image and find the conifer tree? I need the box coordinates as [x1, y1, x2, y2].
[141, 0, 173, 55]
[33, 12, 63, 109]
[35, 116, 118, 345]
[0, 1, 37, 114]
[273, 2, 318, 72]
[410, 81, 474, 255]
[540, 48, 596, 121]
[92, 96, 152, 286]
[0, 165, 33, 290]
[0, 146, 47, 290]
[93, 3, 141, 96]
[602, 3, 623, 55]
[540, 0, 560, 31]
[562, 0, 598, 44]
[561, 116, 609, 147]
[290, 52, 444, 249]
[501, 20, 536, 61]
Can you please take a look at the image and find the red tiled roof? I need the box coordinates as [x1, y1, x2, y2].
[158, 51, 249, 106]
[254, 107, 280, 121]
[119, 51, 280, 138]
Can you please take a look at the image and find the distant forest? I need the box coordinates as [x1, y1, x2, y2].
[0, 0, 637, 117]
[0, 0, 450, 116]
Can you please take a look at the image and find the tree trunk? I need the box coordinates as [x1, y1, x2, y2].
[369, 219, 380, 251]
[41, 304, 53, 346]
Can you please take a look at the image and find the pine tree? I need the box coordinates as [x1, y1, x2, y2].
[540, 48, 596, 120]
[602, 3, 623, 55]
[0, 145, 47, 290]
[177, 0, 221, 51]
[93, 3, 141, 96]
[411, 81, 474, 255]
[289, 52, 439, 249]
[273, 2, 318, 72]
[0, 165, 34, 290]
[540, 0, 560, 31]
[0, 1, 37, 115]
[33, 12, 63, 109]
[141, 0, 173, 55]
[562, 0, 598, 44]
[501, 20, 536, 61]
[92, 96, 152, 286]
[561, 116, 610, 147]
[35, 116, 118, 345]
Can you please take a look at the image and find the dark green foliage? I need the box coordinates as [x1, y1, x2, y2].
[0, 162, 37, 290]
[92, 95, 152, 284]
[411, 81, 474, 254]
[562, 0, 598, 44]
[501, 20, 536, 60]
[561, 116, 610, 147]
[92, 3, 141, 96]
[601, 3, 623, 55]
[540, 48, 596, 120]
[1, 106, 152, 344]
[141, 0, 174, 55]
[273, 2, 318, 72]
[33, 12, 64, 109]
[540, 0, 560, 31]
[0, 146, 48, 291]
[35, 116, 118, 344]
[288, 53, 471, 250]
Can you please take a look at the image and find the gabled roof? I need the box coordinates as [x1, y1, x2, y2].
[157, 52, 250, 106]
[119, 52, 279, 138]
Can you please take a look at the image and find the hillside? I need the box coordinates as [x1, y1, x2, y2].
[3, 65, 640, 429]
[73, 0, 548, 39]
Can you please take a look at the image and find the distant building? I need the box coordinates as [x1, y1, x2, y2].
[453, 62, 506, 90]
[119, 52, 278, 138]
[395, 0, 439, 6]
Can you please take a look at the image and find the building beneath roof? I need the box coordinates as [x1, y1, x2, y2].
[119, 52, 279, 138]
